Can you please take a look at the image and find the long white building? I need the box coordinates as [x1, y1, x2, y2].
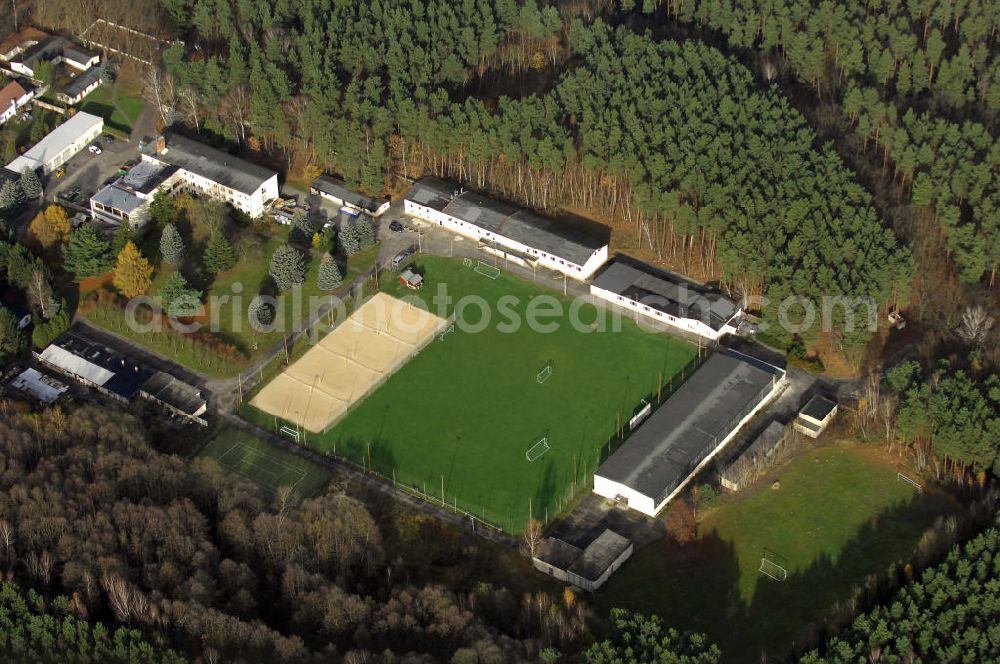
[403, 178, 609, 280]
[593, 350, 783, 517]
[590, 256, 743, 341]
[141, 134, 278, 217]
[6, 111, 103, 175]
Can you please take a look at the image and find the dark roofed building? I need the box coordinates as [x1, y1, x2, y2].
[594, 350, 783, 516]
[311, 175, 389, 216]
[143, 134, 279, 217]
[10, 35, 66, 76]
[403, 178, 609, 279]
[532, 528, 633, 591]
[61, 44, 99, 70]
[58, 65, 102, 104]
[140, 371, 208, 423]
[795, 394, 837, 438]
[591, 255, 742, 341]
[36, 332, 153, 401]
[719, 420, 790, 491]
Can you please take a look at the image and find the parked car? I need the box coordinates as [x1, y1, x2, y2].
[88, 145, 102, 155]
[102, 134, 115, 144]
[389, 220, 404, 233]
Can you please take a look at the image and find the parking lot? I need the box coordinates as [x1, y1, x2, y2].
[43, 133, 137, 213]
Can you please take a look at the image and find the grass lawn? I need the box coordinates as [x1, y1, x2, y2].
[83, 234, 378, 378]
[596, 441, 961, 661]
[257, 256, 697, 533]
[76, 69, 146, 136]
[197, 427, 332, 499]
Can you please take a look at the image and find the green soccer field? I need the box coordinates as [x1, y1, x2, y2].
[289, 256, 698, 533]
[197, 428, 333, 499]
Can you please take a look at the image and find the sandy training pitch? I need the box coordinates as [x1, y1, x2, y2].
[251, 293, 448, 432]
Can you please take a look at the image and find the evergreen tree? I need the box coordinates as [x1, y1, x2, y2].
[0, 308, 25, 363]
[0, 180, 25, 212]
[269, 244, 305, 291]
[356, 215, 376, 248]
[159, 223, 185, 264]
[112, 241, 154, 298]
[62, 226, 113, 280]
[159, 271, 202, 317]
[338, 221, 361, 256]
[317, 253, 343, 290]
[202, 231, 236, 275]
[19, 168, 41, 200]
[585, 609, 720, 663]
[148, 188, 176, 229]
[248, 297, 274, 326]
[111, 220, 136, 256]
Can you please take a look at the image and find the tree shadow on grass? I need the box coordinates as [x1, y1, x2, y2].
[600, 491, 958, 663]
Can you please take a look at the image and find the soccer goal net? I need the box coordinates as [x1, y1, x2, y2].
[537, 364, 553, 384]
[438, 323, 455, 341]
[474, 261, 500, 279]
[758, 557, 788, 581]
[279, 425, 301, 443]
[526, 437, 550, 462]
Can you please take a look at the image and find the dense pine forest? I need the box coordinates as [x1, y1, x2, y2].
[24, 0, 999, 363]
[1, 0, 998, 661]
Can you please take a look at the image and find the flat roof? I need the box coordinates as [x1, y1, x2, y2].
[405, 178, 608, 266]
[568, 529, 631, 582]
[311, 175, 382, 212]
[62, 66, 102, 98]
[596, 350, 783, 501]
[6, 111, 103, 172]
[38, 332, 152, 399]
[10, 368, 68, 405]
[140, 371, 206, 416]
[592, 256, 738, 331]
[801, 394, 837, 421]
[152, 134, 276, 195]
[91, 183, 144, 215]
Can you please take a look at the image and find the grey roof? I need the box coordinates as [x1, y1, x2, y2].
[568, 530, 631, 582]
[405, 178, 608, 266]
[62, 45, 97, 66]
[61, 66, 102, 99]
[593, 257, 739, 331]
[801, 394, 837, 421]
[39, 332, 152, 399]
[720, 421, 787, 478]
[15, 35, 65, 69]
[596, 350, 782, 501]
[6, 111, 103, 173]
[121, 159, 178, 194]
[535, 529, 631, 583]
[91, 183, 144, 215]
[140, 371, 205, 416]
[311, 175, 383, 213]
[535, 537, 582, 570]
[154, 134, 276, 195]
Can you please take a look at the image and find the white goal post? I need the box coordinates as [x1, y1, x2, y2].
[759, 557, 788, 581]
[897, 472, 923, 492]
[279, 425, 301, 443]
[473, 261, 500, 279]
[526, 437, 550, 462]
[537, 364, 553, 384]
[438, 323, 455, 341]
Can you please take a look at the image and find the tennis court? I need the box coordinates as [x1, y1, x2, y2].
[197, 428, 333, 498]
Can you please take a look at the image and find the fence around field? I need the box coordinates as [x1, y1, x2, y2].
[260, 347, 711, 535]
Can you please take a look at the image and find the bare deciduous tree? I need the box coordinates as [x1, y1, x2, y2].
[958, 305, 995, 345]
[521, 518, 544, 558]
[143, 66, 176, 129]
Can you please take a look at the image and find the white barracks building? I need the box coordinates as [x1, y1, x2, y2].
[403, 178, 609, 280]
[142, 134, 278, 217]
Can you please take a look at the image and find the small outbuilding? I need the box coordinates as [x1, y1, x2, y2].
[398, 268, 423, 290]
[8, 368, 68, 405]
[533, 528, 633, 592]
[719, 421, 790, 491]
[794, 394, 838, 438]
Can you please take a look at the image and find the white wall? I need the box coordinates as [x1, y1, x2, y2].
[590, 284, 742, 341]
[594, 374, 784, 518]
[403, 199, 606, 280]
